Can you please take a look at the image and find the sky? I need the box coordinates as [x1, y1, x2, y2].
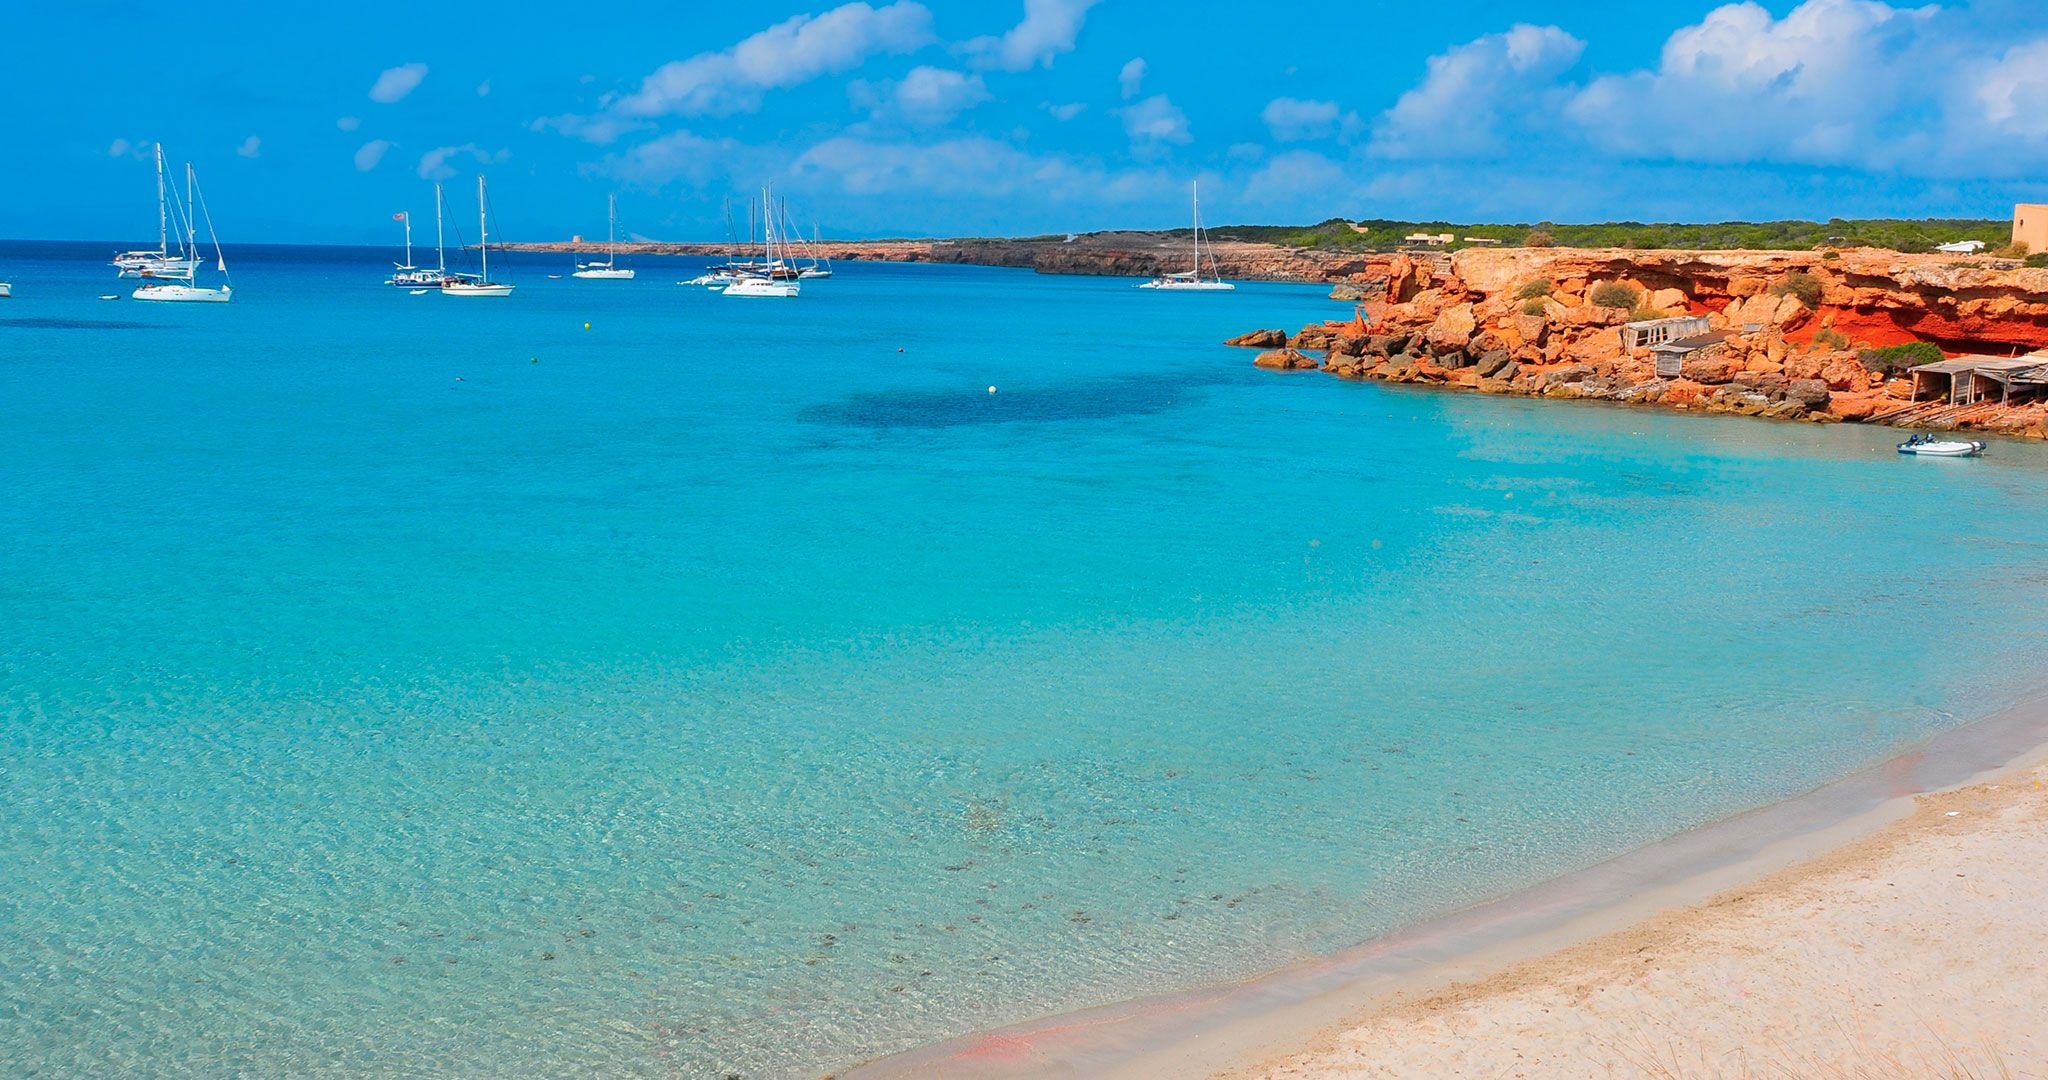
[7, 0, 2048, 244]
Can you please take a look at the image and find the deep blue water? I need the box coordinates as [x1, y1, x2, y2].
[5, 240, 2048, 1077]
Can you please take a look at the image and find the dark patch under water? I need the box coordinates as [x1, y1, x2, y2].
[0, 317, 156, 331]
[802, 373, 1223, 429]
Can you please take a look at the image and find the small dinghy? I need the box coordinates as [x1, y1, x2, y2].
[1898, 434, 1986, 457]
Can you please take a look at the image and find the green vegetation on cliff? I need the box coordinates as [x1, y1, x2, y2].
[1210, 217, 2011, 254]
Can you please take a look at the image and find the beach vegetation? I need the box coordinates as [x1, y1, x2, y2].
[1993, 242, 2029, 260]
[1517, 278, 1554, 300]
[1210, 217, 2009, 255]
[1812, 327, 1851, 350]
[1524, 228, 1557, 248]
[1589, 282, 1640, 309]
[1859, 341, 1944, 375]
[1772, 272, 1823, 308]
[2030, 253, 2048, 269]
[1822, 250, 1841, 260]
[1521, 298, 1549, 316]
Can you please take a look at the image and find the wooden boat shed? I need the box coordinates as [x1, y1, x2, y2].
[1910, 355, 2048, 405]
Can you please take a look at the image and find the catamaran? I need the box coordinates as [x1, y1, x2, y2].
[1138, 181, 1235, 291]
[441, 175, 514, 297]
[133, 161, 231, 303]
[572, 194, 635, 279]
[723, 187, 799, 298]
[386, 202, 445, 287]
[113, 144, 201, 280]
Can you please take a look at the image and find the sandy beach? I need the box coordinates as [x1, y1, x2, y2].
[1234, 762, 2048, 1080]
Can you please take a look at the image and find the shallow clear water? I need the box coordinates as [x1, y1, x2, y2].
[6, 241, 2048, 1078]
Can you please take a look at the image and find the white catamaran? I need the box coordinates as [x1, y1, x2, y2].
[133, 160, 231, 303]
[572, 194, 635, 279]
[1139, 181, 1235, 292]
[441, 175, 515, 297]
[722, 187, 800, 298]
[113, 143, 201, 280]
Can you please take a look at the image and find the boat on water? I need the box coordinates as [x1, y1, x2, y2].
[572, 194, 635, 279]
[1898, 434, 1987, 457]
[0, 282, 11, 299]
[722, 186, 799, 299]
[113, 144, 202, 280]
[133, 159, 231, 303]
[441, 176, 514, 297]
[1139, 181, 1235, 291]
[386, 198, 446, 287]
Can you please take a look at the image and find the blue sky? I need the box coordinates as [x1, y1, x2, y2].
[7, 0, 2048, 244]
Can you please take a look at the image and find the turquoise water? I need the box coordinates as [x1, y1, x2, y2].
[6, 241, 2048, 1077]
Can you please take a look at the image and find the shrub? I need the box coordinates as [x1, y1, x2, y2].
[1821, 251, 1842, 261]
[1524, 229, 1556, 248]
[2029, 253, 2048, 269]
[1812, 327, 1851, 350]
[1771, 271, 1823, 308]
[1859, 341, 1944, 376]
[1517, 278, 1554, 300]
[1589, 282, 1640, 309]
[1993, 242, 2030, 260]
[1520, 298, 1549, 316]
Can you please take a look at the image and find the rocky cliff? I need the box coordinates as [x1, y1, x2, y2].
[1238, 247, 2048, 438]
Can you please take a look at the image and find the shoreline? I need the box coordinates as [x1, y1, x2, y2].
[840, 689, 2048, 1080]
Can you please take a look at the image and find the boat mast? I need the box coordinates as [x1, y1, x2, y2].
[478, 175, 489, 282]
[607, 193, 617, 266]
[154, 143, 169, 257]
[1191, 181, 1202, 279]
[434, 184, 446, 272]
[404, 212, 413, 268]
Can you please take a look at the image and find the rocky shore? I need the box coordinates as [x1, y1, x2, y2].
[1237, 247, 2048, 437]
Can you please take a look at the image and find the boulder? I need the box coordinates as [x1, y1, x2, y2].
[1512, 313, 1549, 349]
[1681, 349, 1743, 384]
[1329, 282, 1378, 302]
[1475, 349, 1513, 378]
[1424, 303, 1478, 352]
[1368, 332, 1412, 356]
[1225, 329, 1287, 349]
[1647, 287, 1688, 314]
[1253, 348, 1319, 371]
[1783, 379, 1831, 409]
[1762, 400, 1810, 420]
[1825, 393, 1888, 421]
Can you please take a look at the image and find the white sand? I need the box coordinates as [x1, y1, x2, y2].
[1232, 764, 2048, 1080]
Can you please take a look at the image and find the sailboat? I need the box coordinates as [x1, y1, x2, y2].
[797, 219, 832, 279]
[1138, 181, 1235, 291]
[133, 161, 231, 303]
[386, 204, 445, 287]
[572, 194, 635, 279]
[441, 175, 514, 297]
[722, 187, 799, 298]
[113, 144, 201, 280]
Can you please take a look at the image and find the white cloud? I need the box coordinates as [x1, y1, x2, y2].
[1375, 24, 1584, 157]
[1969, 38, 2048, 141]
[1566, 0, 1934, 166]
[852, 65, 991, 126]
[1262, 97, 1348, 141]
[1242, 150, 1352, 205]
[236, 136, 261, 158]
[369, 62, 429, 104]
[337, 116, 361, 132]
[107, 138, 148, 159]
[595, 130, 745, 187]
[476, 80, 492, 97]
[1118, 57, 1147, 100]
[1227, 142, 1265, 161]
[614, 2, 934, 118]
[1117, 94, 1191, 147]
[417, 144, 510, 180]
[1044, 101, 1087, 121]
[531, 113, 654, 145]
[792, 135, 1168, 203]
[354, 139, 394, 172]
[966, 0, 1102, 71]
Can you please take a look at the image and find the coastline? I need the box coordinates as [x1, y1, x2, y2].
[840, 689, 2048, 1080]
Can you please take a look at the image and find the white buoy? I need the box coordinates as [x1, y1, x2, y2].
[987, 385, 998, 395]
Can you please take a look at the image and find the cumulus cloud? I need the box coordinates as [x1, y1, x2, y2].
[369, 63, 429, 104]
[1374, 24, 1585, 157]
[236, 136, 261, 158]
[1967, 38, 2048, 141]
[966, 0, 1102, 71]
[613, 2, 933, 117]
[108, 137, 151, 160]
[1118, 58, 1147, 100]
[1117, 94, 1191, 147]
[1242, 150, 1353, 205]
[476, 80, 492, 97]
[1262, 97, 1361, 142]
[1044, 101, 1087, 121]
[594, 130, 745, 187]
[531, 113, 654, 145]
[337, 116, 361, 132]
[417, 144, 510, 180]
[851, 65, 991, 126]
[1567, 0, 1934, 166]
[354, 140, 394, 172]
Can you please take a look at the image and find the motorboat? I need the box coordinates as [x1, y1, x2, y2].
[723, 273, 799, 298]
[0, 282, 11, 299]
[1897, 434, 1986, 457]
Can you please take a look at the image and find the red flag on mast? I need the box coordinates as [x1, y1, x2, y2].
[392, 212, 407, 221]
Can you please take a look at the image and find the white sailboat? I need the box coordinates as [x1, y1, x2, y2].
[572, 194, 635, 279]
[387, 203, 445, 287]
[133, 161, 231, 303]
[113, 143, 200, 280]
[1138, 181, 1235, 291]
[441, 175, 515, 297]
[722, 187, 799, 298]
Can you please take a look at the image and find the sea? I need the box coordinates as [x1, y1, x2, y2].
[5, 239, 2048, 1077]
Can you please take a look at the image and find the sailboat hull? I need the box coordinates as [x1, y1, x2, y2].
[133, 283, 231, 303]
[722, 278, 799, 298]
[1138, 280, 1236, 291]
[442, 282, 515, 297]
[572, 267, 635, 279]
